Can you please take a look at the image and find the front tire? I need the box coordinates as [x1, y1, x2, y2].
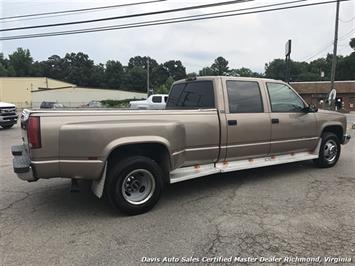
[313, 132, 341, 168]
[106, 156, 163, 215]
[1, 124, 14, 129]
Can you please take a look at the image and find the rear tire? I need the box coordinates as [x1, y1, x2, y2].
[313, 132, 341, 168]
[105, 156, 163, 215]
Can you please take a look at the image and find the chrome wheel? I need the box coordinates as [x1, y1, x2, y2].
[121, 169, 155, 205]
[323, 139, 338, 163]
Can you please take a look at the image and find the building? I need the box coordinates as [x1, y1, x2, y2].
[291, 81, 355, 112]
[31, 86, 146, 108]
[0, 77, 75, 107]
[0, 77, 146, 108]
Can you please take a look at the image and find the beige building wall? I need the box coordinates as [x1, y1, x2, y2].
[32, 87, 146, 108]
[0, 77, 75, 107]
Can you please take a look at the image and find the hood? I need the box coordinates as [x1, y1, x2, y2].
[0, 102, 16, 108]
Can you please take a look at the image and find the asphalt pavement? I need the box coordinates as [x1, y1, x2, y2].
[0, 119, 354, 265]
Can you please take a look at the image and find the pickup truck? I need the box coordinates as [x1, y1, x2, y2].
[0, 102, 18, 129]
[11, 76, 351, 215]
[129, 94, 168, 109]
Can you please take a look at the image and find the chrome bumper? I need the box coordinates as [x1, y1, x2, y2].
[342, 134, 351, 145]
[11, 145, 37, 182]
[0, 114, 18, 124]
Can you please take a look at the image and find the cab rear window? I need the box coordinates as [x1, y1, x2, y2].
[166, 81, 215, 109]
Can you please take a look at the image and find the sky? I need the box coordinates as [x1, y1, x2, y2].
[0, 0, 354, 74]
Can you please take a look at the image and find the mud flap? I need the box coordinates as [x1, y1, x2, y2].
[91, 163, 107, 198]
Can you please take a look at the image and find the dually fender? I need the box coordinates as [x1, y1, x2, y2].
[92, 122, 186, 198]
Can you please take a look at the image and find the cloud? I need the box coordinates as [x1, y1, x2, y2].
[1, 0, 354, 74]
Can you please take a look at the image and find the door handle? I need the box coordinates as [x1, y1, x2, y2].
[271, 118, 279, 124]
[228, 120, 237, 126]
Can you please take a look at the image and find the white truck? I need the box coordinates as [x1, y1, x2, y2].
[0, 102, 18, 129]
[129, 94, 168, 110]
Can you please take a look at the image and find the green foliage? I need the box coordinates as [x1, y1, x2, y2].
[228, 67, 262, 78]
[211, 56, 229, 75]
[163, 60, 186, 80]
[199, 67, 215, 76]
[8, 48, 33, 76]
[105, 60, 123, 89]
[2, 40, 355, 91]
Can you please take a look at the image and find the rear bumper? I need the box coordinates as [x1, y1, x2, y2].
[11, 145, 37, 182]
[342, 134, 351, 145]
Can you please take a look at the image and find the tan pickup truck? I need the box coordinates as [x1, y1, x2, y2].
[12, 76, 351, 214]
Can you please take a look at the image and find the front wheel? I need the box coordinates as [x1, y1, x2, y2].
[1, 124, 14, 129]
[313, 132, 341, 168]
[105, 156, 163, 215]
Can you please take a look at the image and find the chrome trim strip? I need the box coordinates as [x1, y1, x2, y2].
[172, 146, 220, 156]
[32, 159, 103, 165]
[221, 137, 319, 149]
[185, 146, 220, 152]
[172, 150, 184, 156]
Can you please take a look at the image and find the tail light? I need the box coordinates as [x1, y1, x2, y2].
[28, 116, 41, 149]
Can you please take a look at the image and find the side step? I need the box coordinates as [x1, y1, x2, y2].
[11, 145, 24, 156]
[170, 145, 320, 184]
[13, 154, 30, 173]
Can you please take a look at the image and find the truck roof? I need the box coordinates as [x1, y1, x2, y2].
[174, 76, 283, 84]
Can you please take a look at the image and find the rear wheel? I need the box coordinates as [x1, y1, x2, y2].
[313, 132, 341, 168]
[106, 156, 163, 215]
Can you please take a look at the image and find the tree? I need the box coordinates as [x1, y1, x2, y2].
[264, 59, 287, 80]
[228, 67, 262, 77]
[105, 60, 124, 89]
[211, 56, 229, 75]
[124, 66, 147, 92]
[62, 52, 95, 86]
[128, 56, 158, 70]
[8, 48, 33, 76]
[42, 55, 67, 81]
[90, 63, 106, 88]
[151, 64, 169, 88]
[199, 67, 215, 76]
[163, 60, 186, 80]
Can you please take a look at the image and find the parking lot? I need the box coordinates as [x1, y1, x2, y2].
[1, 118, 354, 265]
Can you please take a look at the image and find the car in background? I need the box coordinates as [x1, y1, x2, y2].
[129, 94, 168, 110]
[86, 100, 103, 108]
[0, 102, 18, 129]
[40, 102, 64, 109]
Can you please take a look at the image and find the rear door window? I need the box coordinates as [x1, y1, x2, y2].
[166, 81, 215, 109]
[226, 81, 264, 113]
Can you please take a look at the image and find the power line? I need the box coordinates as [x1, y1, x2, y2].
[301, 27, 355, 62]
[302, 43, 334, 62]
[0, 0, 349, 41]
[0, 0, 167, 21]
[0, 0, 252, 32]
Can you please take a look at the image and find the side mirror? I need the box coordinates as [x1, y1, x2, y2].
[303, 104, 318, 113]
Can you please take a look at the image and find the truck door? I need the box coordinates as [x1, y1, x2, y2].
[266, 82, 318, 154]
[224, 80, 271, 161]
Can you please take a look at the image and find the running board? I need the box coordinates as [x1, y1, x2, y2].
[170, 141, 321, 184]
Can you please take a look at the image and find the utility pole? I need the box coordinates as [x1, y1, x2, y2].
[285, 39, 292, 83]
[146, 57, 150, 96]
[330, 0, 340, 110]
